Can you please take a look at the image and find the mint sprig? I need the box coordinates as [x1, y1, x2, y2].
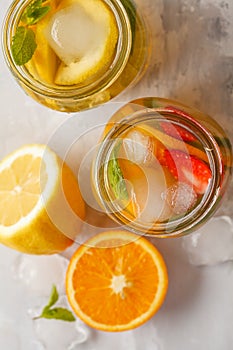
[21, 0, 50, 25]
[11, 0, 50, 66]
[107, 142, 128, 201]
[11, 27, 37, 66]
[33, 285, 76, 322]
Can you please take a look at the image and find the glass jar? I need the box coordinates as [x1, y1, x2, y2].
[92, 97, 232, 238]
[2, 0, 149, 112]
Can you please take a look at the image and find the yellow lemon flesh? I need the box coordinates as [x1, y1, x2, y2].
[25, 1, 58, 84]
[0, 144, 85, 254]
[45, 0, 118, 85]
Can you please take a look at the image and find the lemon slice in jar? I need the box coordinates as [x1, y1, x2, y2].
[45, 0, 119, 85]
[25, 0, 58, 84]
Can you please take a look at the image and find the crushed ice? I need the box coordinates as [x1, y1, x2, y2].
[12, 254, 68, 295]
[32, 296, 89, 350]
[123, 130, 154, 166]
[163, 182, 197, 215]
[182, 216, 233, 266]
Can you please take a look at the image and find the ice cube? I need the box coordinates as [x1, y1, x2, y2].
[33, 296, 89, 350]
[163, 182, 197, 215]
[182, 216, 233, 266]
[46, 3, 106, 65]
[123, 130, 154, 166]
[133, 167, 170, 223]
[34, 319, 89, 350]
[12, 254, 68, 296]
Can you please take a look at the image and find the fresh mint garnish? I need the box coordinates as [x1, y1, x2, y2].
[45, 284, 59, 308]
[33, 285, 76, 322]
[11, 27, 37, 66]
[107, 142, 128, 201]
[11, 0, 50, 65]
[21, 0, 50, 25]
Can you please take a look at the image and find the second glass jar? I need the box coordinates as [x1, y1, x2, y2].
[92, 97, 232, 238]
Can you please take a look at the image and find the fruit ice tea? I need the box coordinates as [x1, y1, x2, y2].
[3, 0, 148, 112]
[92, 98, 232, 237]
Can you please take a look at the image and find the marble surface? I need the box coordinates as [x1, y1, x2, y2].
[0, 0, 233, 349]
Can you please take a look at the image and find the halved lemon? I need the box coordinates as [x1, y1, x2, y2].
[66, 230, 168, 331]
[0, 144, 85, 254]
[45, 0, 119, 85]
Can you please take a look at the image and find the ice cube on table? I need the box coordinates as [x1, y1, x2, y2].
[33, 296, 89, 350]
[46, 3, 106, 65]
[123, 130, 155, 166]
[12, 254, 68, 295]
[34, 319, 88, 350]
[29, 295, 89, 349]
[182, 216, 233, 266]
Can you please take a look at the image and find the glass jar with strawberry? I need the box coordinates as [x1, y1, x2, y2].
[92, 97, 232, 237]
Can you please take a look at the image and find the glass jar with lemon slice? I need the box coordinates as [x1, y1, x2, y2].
[2, 0, 148, 112]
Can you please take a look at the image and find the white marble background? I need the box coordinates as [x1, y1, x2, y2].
[0, 0, 233, 349]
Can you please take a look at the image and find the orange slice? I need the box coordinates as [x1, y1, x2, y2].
[0, 144, 85, 254]
[138, 124, 209, 163]
[66, 230, 168, 331]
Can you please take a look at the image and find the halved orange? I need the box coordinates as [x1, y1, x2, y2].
[66, 230, 168, 331]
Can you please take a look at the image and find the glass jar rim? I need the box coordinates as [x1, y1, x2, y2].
[93, 105, 224, 238]
[2, 0, 132, 100]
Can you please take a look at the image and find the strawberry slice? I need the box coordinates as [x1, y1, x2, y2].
[160, 121, 197, 142]
[159, 149, 212, 194]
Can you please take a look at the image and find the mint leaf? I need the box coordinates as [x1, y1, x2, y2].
[44, 285, 59, 310]
[41, 308, 76, 322]
[11, 27, 37, 65]
[33, 285, 76, 322]
[21, 0, 50, 25]
[107, 142, 128, 201]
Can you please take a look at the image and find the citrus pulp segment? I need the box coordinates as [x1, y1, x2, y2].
[0, 144, 85, 254]
[66, 230, 168, 331]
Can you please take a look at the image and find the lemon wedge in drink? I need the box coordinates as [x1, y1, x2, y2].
[0, 144, 85, 254]
[45, 0, 118, 85]
[25, 0, 58, 84]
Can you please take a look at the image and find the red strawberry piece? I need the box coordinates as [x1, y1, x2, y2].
[160, 149, 212, 194]
[160, 121, 197, 142]
[164, 105, 195, 121]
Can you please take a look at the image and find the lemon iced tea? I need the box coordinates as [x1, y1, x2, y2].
[3, 0, 148, 112]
